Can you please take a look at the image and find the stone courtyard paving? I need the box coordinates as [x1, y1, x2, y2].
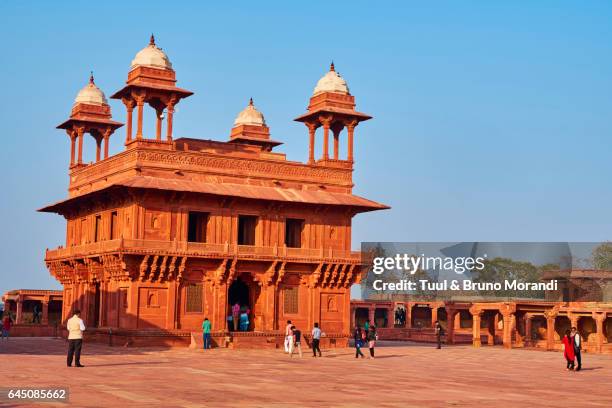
[0, 338, 611, 408]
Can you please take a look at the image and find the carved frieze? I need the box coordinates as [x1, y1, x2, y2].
[135, 150, 352, 185]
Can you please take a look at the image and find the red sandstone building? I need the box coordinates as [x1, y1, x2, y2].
[352, 268, 612, 354]
[41, 36, 388, 346]
[2, 289, 63, 325]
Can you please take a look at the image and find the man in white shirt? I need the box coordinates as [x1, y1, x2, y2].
[571, 327, 582, 371]
[66, 310, 86, 367]
[284, 320, 293, 353]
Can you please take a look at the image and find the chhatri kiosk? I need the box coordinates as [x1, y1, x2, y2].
[41, 36, 388, 347]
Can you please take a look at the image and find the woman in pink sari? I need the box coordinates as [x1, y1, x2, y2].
[562, 329, 575, 371]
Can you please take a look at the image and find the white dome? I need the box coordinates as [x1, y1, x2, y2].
[74, 74, 108, 106]
[312, 63, 349, 96]
[234, 98, 266, 126]
[130, 35, 173, 70]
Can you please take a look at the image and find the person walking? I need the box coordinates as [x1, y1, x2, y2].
[434, 320, 443, 349]
[571, 327, 582, 371]
[239, 308, 249, 331]
[33, 304, 40, 324]
[66, 310, 86, 367]
[367, 325, 377, 358]
[354, 325, 365, 359]
[1, 313, 12, 340]
[231, 302, 240, 331]
[290, 326, 303, 358]
[284, 320, 293, 353]
[202, 317, 212, 350]
[561, 329, 575, 371]
[311, 322, 322, 357]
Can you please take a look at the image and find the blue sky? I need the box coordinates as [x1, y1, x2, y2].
[1, 1, 611, 296]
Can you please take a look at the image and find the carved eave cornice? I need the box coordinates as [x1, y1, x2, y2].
[40, 186, 134, 217]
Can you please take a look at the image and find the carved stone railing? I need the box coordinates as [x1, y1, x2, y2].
[68, 144, 353, 196]
[45, 239, 362, 263]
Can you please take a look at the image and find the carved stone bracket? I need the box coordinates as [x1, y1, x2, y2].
[276, 262, 287, 285]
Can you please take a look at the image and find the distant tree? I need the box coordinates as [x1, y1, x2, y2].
[592, 242, 612, 271]
[473, 257, 543, 299]
[362, 243, 387, 300]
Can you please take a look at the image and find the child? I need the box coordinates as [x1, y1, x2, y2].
[290, 326, 303, 358]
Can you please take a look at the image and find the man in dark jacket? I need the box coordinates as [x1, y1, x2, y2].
[434, 320, 443, 349]
[354, 325, 365, 358]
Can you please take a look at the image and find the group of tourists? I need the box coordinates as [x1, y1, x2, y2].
[229, 302, 250, 331]
[353, 320, 378, 358]
[283, 320, 322, 358]
[58, 309, 587, 371]
[561, 327, 583, 371]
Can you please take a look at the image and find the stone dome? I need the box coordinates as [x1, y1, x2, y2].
[130, 35, 173, 70]
[312, 62, 349, 96]
[74, 74, 108, 106]
[234, 98, 266, 126]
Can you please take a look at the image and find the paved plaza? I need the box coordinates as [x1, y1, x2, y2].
[0, 338, 611, 407]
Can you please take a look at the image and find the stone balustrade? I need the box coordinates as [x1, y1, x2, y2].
[45, 238, 361, 263]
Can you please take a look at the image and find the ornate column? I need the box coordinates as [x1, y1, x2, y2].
[76, 126, 85, 165]
[103, 128, 111, 159]
[166, 98, 176, 141]
[68, 130, 76, 166]
[470, 306, 482, 347]
[445, 307, 457, 344]
[569, 312, 578, 330]
[16, 297, 23, 324]
[431, 306, 438, 328]
[524, 314, 533, 347]
[346, 120, 357, 162]
[136, 97, 145, 139]
[386, 307, 394, 328]
[307, 123, 316, 164]
[42, 298, 49, 325]
[95, 137, 102, 162]
[593, 312, 605, 354]
[545, 310, 557, 351]
[406, 303, 412, 329]
[122, 98, 135, 143]
[368, 306, 375, 326]
[502, 312, 514, 349]
[319, 116, 332, 160]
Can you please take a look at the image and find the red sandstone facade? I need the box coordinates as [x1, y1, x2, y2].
[41, 36, 387, 346]
[353, 287, 612, 354]
[2, 289, 63, 325]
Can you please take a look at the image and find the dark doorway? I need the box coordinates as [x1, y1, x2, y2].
[355, 308, 369, 328]
[374, 308, 388, 328]
[188, 212, 209, 243]
[285, 218, 304, 248]
[110, 211, 119, 240]
[238, 215, 257, 245]
[437, 307, 447, 330]
[228, 278, 251, 331]
[411, 306, 432, 328]
[94, 215, 102, 242]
